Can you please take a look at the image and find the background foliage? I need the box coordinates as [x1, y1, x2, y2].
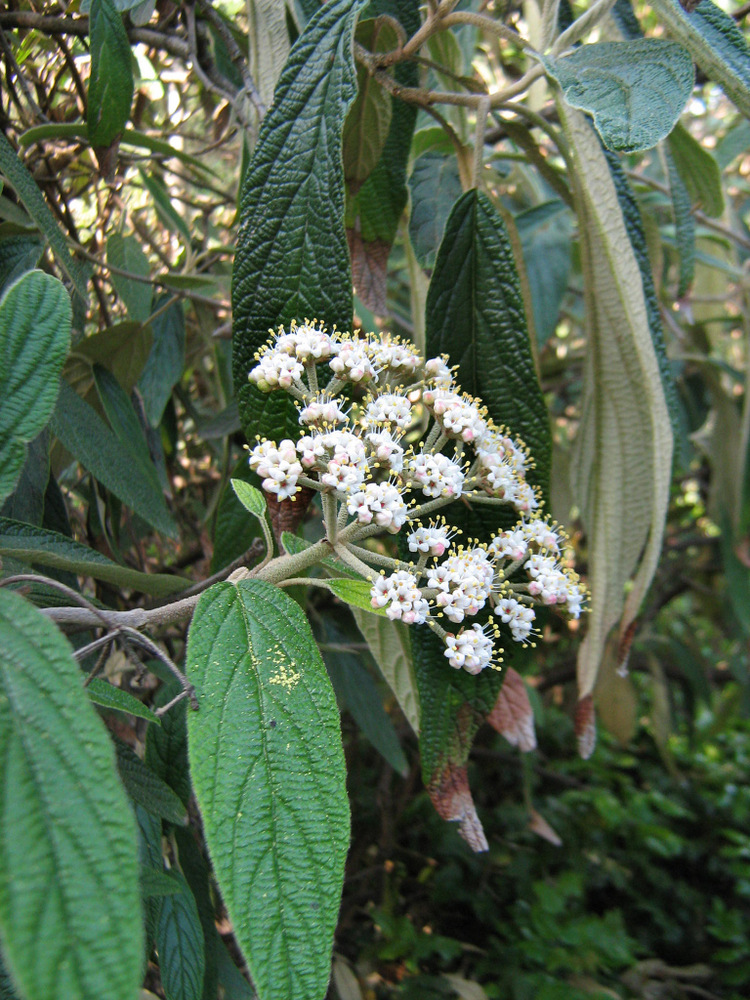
[0, 0, 749, 998]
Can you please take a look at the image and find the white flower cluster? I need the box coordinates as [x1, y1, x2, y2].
[247, 320, 586, 675]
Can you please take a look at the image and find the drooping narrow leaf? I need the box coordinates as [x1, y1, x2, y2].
[665, 146, 695, 297]
[186, 580, 349, 1000]
[557, 103, 673, 707]
[248, 0, 292, 110]
[106, 232, 152, 324]
[88, 0, 135, 147]
[173, 828, 220, 1000]
[0, 517, 188, 596]
[345, 0, 420, 313]
[0, 133, 88, 304]
[50, 379, 178, 538]
[408, 152, 464, 270]
[667, 122, 724, 219]
[651, 0, 750, 120]
[114, 739, 188, 826]
[145, 681, 192, 809]
[155, 870, 205, 1000]
[318, 616, 408, 775]
[232, 0, 364, 443]
[541, 39, 694, 153]
[342, 18, 396, 190]
[210, 459, 265, 573]
[0, 589, 143, 1000]
[138, 296, 185, 426]
[86, 676, 160, 724]
[350, 608, 420, 734]
[0, 270, 71, 504]
[516, 201, 573, 349]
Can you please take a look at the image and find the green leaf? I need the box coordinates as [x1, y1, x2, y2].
[319, 616, 408, 775]
[0, 133, 88, 304]
[342, 18, 396, 189]
[231, 478, 268, 519]
[0, 429, 49, 527]
[141, 866, 183, 899]
[665, 145, 695, 297]
[67, 322, 153, 396]
[210, 458, 264, 573]
[88, 0, 134, 147]
[186, 579, 350, 1000]
[114, 739, 189, 826]
[173, 828, 220, 1000]
[349, 608, 420, 734]
[715, 118, 750, 170]
[425, 188, 551, 498]
[345, 0, 420, 313]
[232, 0, 364, 444]
[541, 40, 694, 153]
[139, 171, 192, 242]
[0, 589, 143, 1000]
[323, 577, 385, 614]
[138, 295, 186, 427]
[215, 940, 254, 1000]
[50, 379, 178, 538]
[106, 233, 151, 323]
[651, 0, 750, 120]
[86, 676, 160, 724]
[516, 201, 573, 349]
[557, 102, 674, 699]
[155, 870, 206, 1000]
[247, 0, 292, 109]
[0, 516, 188, 595]
[145, 681, 192, 809]
[0, 271, 70, 504]
[0, 235, 43, 295]
[667, 122, 724, 219]
[408, 152, 464, 270]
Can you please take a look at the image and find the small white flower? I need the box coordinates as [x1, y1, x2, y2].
[276, 320, 337, 362]
[363, 393, 413, 429]
[248, 438, 302, 501]
[249, 351, 304, 391]
[406, 522, 454, 557]
[328, 338, 377, 383]
[366, 430, 405, 474]
[490, 529, 528, 562]
[370, 570, 429, 624]
[425, 389, 486, 442]
[298, 395, 349, 427]
[444, 623, 495, 674]
[424, 356, 454, 389]
[347, 481, 408, 532]
[407, 451, 465, 499]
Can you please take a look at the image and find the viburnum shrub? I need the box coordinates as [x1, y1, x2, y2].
[245, 319, 585, 674]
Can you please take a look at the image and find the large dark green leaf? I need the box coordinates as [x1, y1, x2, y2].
[186, 580, 349, 1000]
[652, 0, 750, 119]
[0, 589, 143, 1000]
[155, 871, 205, 1000]
[426, 188, 551, 497]
[0, 517, 187, 596]
[232, 0, 364, 443]
[0, 271, 71, 504]
[88, 0, 134, 147]
[50, 379, 178, 538]
[173, 828, 220, 1000]
[0, 430, 49, 527]
[542, 39, 694, 153]
[145, 681, 192, 809]
[411, 188, 551, 849]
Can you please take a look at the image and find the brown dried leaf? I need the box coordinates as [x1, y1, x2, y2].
[347, 229, 389, 315]
[575, 694, 596, 759]
[264, 485, 315, 546]
[528, 808, 562, 846]
[428, 762, 488, 853]
[486, 668, 536, 752]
